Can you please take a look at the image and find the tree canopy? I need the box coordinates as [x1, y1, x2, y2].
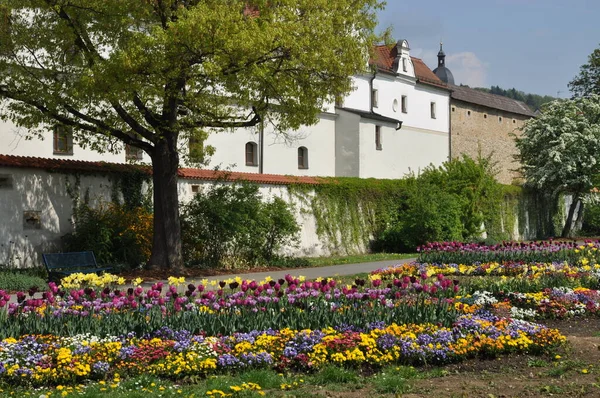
[0, 0, 384, 269]
[569, 45, 600, 97]
[515, 95, 600, 237]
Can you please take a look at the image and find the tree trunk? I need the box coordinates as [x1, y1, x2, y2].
[148, 137, 184, 272]
[561, 195, 580, 238]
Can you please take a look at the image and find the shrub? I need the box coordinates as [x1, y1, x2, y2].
[582, 202, 600, 236]
[63, 202, 153, 268]
[0, 270, 47, 292]
[372, 155, 501, 252]
[181, 182, 300, 267]
[374, 181, 464, 252]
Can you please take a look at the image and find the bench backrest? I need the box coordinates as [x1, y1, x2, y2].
[42, 251, 98, 270]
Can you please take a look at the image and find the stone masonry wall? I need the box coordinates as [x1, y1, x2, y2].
[450, 100, 532, 184]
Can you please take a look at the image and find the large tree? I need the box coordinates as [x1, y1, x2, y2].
[569, 45, 600, 97]
[0, 0, 383, 270]
[515, 95, 600, 237]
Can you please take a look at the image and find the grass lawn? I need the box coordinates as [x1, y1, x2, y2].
[303, 253, 415, 268]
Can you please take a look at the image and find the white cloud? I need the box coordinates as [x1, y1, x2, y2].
[446, 52, 489, 87]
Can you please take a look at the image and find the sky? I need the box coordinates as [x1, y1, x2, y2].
[377, 0, 600, 98]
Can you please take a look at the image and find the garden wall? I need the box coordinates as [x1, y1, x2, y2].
[0, 161, 335, 268]
[0, 156, 574, 268]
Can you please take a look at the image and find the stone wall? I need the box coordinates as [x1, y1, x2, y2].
[450, 100, 531, 184]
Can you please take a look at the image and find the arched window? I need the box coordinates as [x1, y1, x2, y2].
[245, 142, 258, 166]
[298, 147, 308, 169]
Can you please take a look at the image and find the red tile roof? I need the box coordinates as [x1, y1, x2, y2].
[0, 154, 322, 185]
[371, 45, 448, 89]
[179, 168, 322, 185]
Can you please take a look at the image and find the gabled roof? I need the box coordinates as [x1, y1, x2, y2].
[371, 45, 449, 90]
[338, 107, 402, 125]
[0, 155, 322, 185]
[450, 85, 536, 117]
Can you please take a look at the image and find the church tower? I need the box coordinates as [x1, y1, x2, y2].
[432, 42, 455, 85]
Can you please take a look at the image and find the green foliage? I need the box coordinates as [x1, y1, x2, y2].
[0, 270, 47, 292]
[312, 366, 360, 385]
[582, 202, 600, 236]
[291, 178, 408, 255]
[569, 44, 600, 97]
[375, 155, 503, 252]
[111, 170, 152, 210]
[63, 202, 153, 269]
[0, 0, 384, 270]
[181, 182, 300, 267]
[291, 155, 523, 254]
[375, 181, 464, 252]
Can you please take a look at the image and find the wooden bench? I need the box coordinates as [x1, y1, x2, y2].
[42, 251, 112, 282]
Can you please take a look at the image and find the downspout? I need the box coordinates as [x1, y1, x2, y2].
[369, 68, 377, 112]
[258, 117, 264, 174]
[448, 89, 452, 160]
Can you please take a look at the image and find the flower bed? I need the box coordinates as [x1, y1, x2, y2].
[0, 314, 564, 387]
[372, 261, 600, 285]
[0, 274, 461, 338]
[416, 240, 599, 265]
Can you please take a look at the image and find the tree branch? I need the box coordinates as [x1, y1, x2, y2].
[180, 106, 262, 129]
[0, 85, 154, 152]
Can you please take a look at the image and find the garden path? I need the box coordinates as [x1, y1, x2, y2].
[142, 258, 416, 288]
[9, 258, 416, 303]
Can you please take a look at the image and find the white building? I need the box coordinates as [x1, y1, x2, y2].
[0, 40, 450, 179]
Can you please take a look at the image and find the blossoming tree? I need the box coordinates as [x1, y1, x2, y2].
[0, 0, 383, 270]
[515, 95, 600, 237]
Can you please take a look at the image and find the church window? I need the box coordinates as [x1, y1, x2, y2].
[430, 102, 436, 119]
[498, 116, 503, 123]
[298, 147, 309, 169]
[245, 142, 258, 166]
[375, 126, 382, 150]
[467, 110, 471, 117]
[125, 144, 143, 161]
[401, 96, 407, 113]
[402, 58, 408, 72]
[53, 125, 73, 155]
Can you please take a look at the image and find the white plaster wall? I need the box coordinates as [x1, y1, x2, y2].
[344, 73, 449, 134]
[0, 166, 334, 268]
[0, 168, 115, 268]
[343, 75, 372, 111]
[204, 114, 337, 177]
[358, 121, 448, 179]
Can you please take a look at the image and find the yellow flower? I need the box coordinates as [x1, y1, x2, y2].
[132, 277, 143, 286]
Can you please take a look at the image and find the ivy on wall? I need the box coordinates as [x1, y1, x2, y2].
[290, 157, 566, 254]
[290, 178, 407, 254]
